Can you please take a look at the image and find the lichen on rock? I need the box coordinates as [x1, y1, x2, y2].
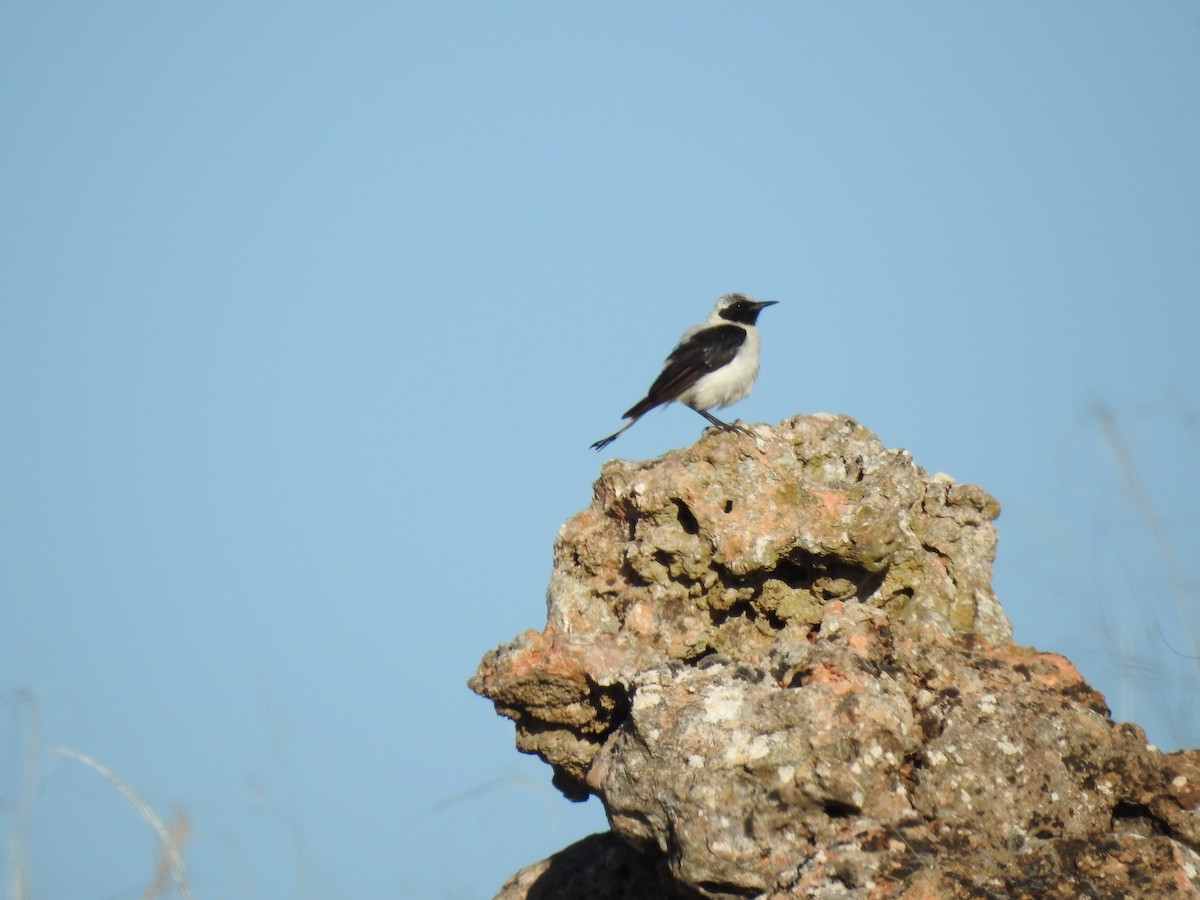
[473, 416, 1200, 898]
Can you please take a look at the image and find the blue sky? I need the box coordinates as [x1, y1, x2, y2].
[2, 4, 1198, 897]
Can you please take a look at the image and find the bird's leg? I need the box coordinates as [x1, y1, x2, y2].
[695, 408, 731, 429]
[691, 407, 753, 437]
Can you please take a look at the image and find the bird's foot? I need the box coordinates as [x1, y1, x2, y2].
[693, 408, 761, 446]
[704, 419, 753, 438]
[709, 420, 770, 455]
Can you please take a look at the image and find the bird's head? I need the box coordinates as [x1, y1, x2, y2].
[713, 293, 778, 326]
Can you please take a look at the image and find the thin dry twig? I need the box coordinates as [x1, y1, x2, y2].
[5, 689, 41, 900]
[52, 747, 191, 900]
[143, 812, 191, 900]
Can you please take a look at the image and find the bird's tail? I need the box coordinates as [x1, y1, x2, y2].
[622, 395, 660, 421]
[590, 416, 642, 451]
[591, 395, 663, 451]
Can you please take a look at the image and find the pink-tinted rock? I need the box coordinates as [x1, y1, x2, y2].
[473, 417, 1200, 898]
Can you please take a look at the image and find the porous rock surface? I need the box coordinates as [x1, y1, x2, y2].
[472, 415, 1200, 899]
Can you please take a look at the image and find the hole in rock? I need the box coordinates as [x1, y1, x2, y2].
[709, 598, 761, 627]
[1111, 800, 1168, 835]
[671, 498, 700, 535]
[683, 647, 728, 668]
[823, 799, 861, 819]
[706, 597, 788, 635]
[768, 551, 884, 602]
[712, 551, 884, 609]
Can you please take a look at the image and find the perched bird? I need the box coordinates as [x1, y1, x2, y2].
[591, 293, 778, 451]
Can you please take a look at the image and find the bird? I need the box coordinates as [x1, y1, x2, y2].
[591, 293, 778, 451]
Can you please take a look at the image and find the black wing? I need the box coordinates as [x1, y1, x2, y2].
[622, 324, 746, 419]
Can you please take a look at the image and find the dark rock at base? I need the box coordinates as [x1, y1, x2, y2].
[494, 832, 681, 900]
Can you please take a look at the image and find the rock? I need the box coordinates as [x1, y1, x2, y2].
[494, 832, 674, 900]
[472, 416, 1200, 898]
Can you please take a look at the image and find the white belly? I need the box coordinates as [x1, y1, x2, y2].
[679, 329, 761, 411]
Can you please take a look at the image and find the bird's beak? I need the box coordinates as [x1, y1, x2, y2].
[756, 300, 779, 310]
